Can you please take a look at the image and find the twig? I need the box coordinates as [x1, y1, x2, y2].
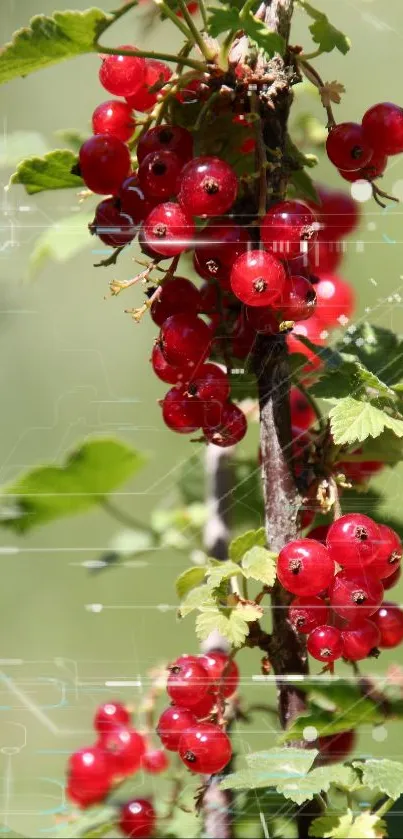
[175, 0, 215, 60]
[94, 245, 125, 268]
[108, 261, 156, 296]
[153, 0, 196, 40]
[298, 58, 336, 129]
[372, 182, 399, 209]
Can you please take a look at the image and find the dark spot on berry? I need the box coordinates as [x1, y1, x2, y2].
[320, 647, 331, 658]
[351, 145, 363, 160]
[202, 177, 219, 195]
[306, 288, 317, 303]
[389, 551, 401, 565]
[206, 258, 221, 275]
[159, 128, 174, 145]
[289, 558, 302, 575]
[369, 647, 381, 658]
[354, 525, 368, 541]
[253, 277, 267, 293]
[152, 161, 167, 176]
[184, 750, 197, 763]
[153, 223, 167, 238]
[295, 616, 306, 628]
[352, 589, 367, 604]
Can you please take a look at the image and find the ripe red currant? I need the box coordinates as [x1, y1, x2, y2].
[67, 746, 111, 808]
[326, 513, 381, 572]
[307, 625, 343, 662]
[137, 124, 193, 163]
[316, 730, 356, 766]
[193, 251, 230, 286]
[143, 202, 195, 256]
[119, 799, 156, 838]
[245, 305, 279, 334]
[203, 401, 247, 447]
[308, 525, 329, 545]
[199, 651, 239, 698]
[341, 618, 380, 661]
[138, 150, 183, 200]
[89, 198, 135, 247]
[79, 135, 131, 195]
[190, 691, 216, 719]
[126, 59, 172, 112]
[326, 123, 373, 171]
[194, 219, 251, 270]
[178, 722, 232, 774]
[99, 46, 146, 98]
[362, 102, 403, 156]
[92, 100, 135, 142]
[167, 655, 209, 707]
[162, 386, 203, 434]
[337, 454, 383, 485]
[373, 601, 403, 648]
[141, 748, 169, 774]
[187, 363, 230, 406]
[230, 250, 286, 308]
[330, 571, 384, 620]
[277, 539, 335, 596]
[338, 145, 388, 182]
[160, 313, 212, 367]
[383, 565, 401, 591]
[119, 175, 156, 224]
[314, 274, 355, 327]
[289, 596, 329, 634]
[311, 186, 360, 239]
[290, 387, 316, 432]
[178, 157, 238, 217]
[282, 275, 317, 322]
[102, 727, 146, 776]
[370, 524, 402, 580]
[151, 343, 191, 385]
[150, 277, 200, 327]
[157, 706, 197, 751]
[94, 701, 130, 736]
[231, 313, 256, 358]
[260, 200, 319, 259]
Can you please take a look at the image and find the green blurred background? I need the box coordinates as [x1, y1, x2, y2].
[1, 0, 403, 834]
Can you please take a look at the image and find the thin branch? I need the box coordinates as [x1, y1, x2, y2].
[101, 498, 153, 532]
[175, 0, 215, 60]
[94, 245, 125, 268]
[153, 0, 196, 40]
[298, 58, 336, 129]
[95, 43, 207, 72]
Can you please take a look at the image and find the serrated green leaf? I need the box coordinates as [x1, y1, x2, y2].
[278, 764, 358, 805]
[353, 758, 403, 800]
[221, 748, 318, 790]
[309, 810, 385, 838]
[329, 397, 403, 446]
[309, 345, 397, 402]
[207, 560, 243, 588]
[29, 212, 93, 277]
[207, 5, 284, 57]
[11, 149, 83, 194]
[0, 130, 49, 167]
[289, 167, 320, 203]
[55, 806, 117, 838]
[297, 1, 350, 55]
[282, 701, 384, 742]
[0, 438, 145, 534]
[175, 566, 208, 600]
[242, 546, 276, 586]
[235, 601, 263, 622]
[207, 5, 240, 37]
[179, 585, 215, 618]
[0, 8, 114, 85]
[337, 322, 403, 386]
[229, 528, 266, 562]
[195, 604, 257, 647]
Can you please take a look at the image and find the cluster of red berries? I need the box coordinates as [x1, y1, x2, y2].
[277, 513, 403, 663]
[66, 700, 166, 835]
[326, 102, 403, 184]
[156, 650, 238, 774]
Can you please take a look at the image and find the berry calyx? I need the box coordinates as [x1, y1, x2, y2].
[94, 701, 130, 735]
[282, 274, 317, 322]
[89, 198, 135, 247]
[329, 571, 384, 620]
[230, 250, 287, 308]
[150, 277, 201, 327]
[167, 655, 209, 707]
[370, 524, 402, 579]
[314, 274, 355, 327]
[143, 202, 195, 256]
[79, 135, 131, 195]
[187, 363, 230, 406]
[178, 157, 238, 217]
[326, 123, 373, 171]
[199, 651, 239, 698]
[289, 596, 329, 634]
[162, 385, 203, 434]
[67, 746, 111, 808]
[160, 313, 212, 367]
[373, 602, 403, 648]
[362, 102, 403, 156]
[141, 748, 169, 774]
[178, 722, 232, 774]
[307, 625, 343, 662]
[341, 618, 380, 661]
[311, 186, 360, 239]
[119, 799, 156, 838]
[99, 46, 146, 98]
[101, 726, 146, 776]
[92, 100, 135, 142]
[138, 150, 183, 200]
[277, 539, 335, 596]
[203, 401, 247, 447]
[260, 200, 319, 259]
[137, 124, 193, 163]
[157, 706, 197, 751]
[326, 513, 381, 571]
[126, 59, 172, 113]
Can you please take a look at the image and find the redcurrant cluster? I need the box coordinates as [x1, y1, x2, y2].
[326, 102, 403, 184]
[157, 651, 238, 774]
[278, 513, 403, 664]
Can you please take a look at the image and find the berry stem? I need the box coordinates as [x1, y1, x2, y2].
[197, 0, 209, 29]
[330, 476, 342, 520]
[298, 58, 336, 129]
[153, 0, 197, 41]
[375, 797, 395, 819]
[95, 44, 207, 72]
[175, 0, 215, 60]
[94, 245, 126, 268]
[109, 261, 157, 296]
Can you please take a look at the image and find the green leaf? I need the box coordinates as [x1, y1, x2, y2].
[229, 528, 266, 562]
[297, 1, 350, 54]
[353, 758, 403, 800]
[337, 322, 403, 386]
[282, 704, 384, 741]
[195, 602, 261, 647]
[0, 130, 49, 167]
[289, 168, 320, 203]
[0, 438, 145, 534]
[207, 5, 240, 37]
[221, 747, 318, 790]
[179, 585, 215, 618]
[242, 546, 277, 586]
[0, 8, 114, 85]
[309, 810, 385, 838]
[309, 346, 397, 402]
[278, 764, 358, 805]
[29, 212, 93, 276]
[55, 806, 117, 838]
[207, 560, 243, 588]
[329, 397, 403, 446]
[11, 149, 83, 194]
[175, 566, 208, 600]
[207, 4, 284, 57]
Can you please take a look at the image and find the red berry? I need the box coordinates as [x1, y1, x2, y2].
[277, 539, 335, 596]
[308, 232, 343, 274]
[162, 385, 203, 434]
[150, 277, 201, 327]
[141, 748, 169, 774]
[137, 125, 193, 164]
[190, 691, 216, 719]
[362, 102, 403, 156]
[195, 219, 251, 269]
[311, 186, 360, 239]
[341, 618, 380, 661]
[373, 602, 403, 648]
[282, 274, 317, 322]
[151, 343, 192, 385]
[143, 202, 195, 256]
[307, 625, 343, 662]
[231, 313, 256, 358]
[160, 313, 211, 367]
[289, 596, 329, 634]
[230, 250, 286, 308]
[187, 363, 230, 406]
[290, 386, 316, 431]
[157, 706, 197, 751]
[370, 524, 402, 580]
[126, 59, 172, 112]
[337, 454, 383, 485]
[245, 305, 279, 334]
[199, 282, 221, 318]
[193, 251, 230, 286]
[291, 314, 326, 344]
[99, 46, 146, 98]
[338, 146, 388, 182]
[67, 746, 111, 808]
[94, 701, 130, 735]
[167, 655, 209, 707]
[314, 274, 355, 327]
[308, 525, 329, 545]
[79, 135, 131, 195]
[326, 123, 373, 171]
[260, 200, 319, 259]
[92, 100, 135, 142]
[119, 799, 156, 838]
[316, 730, 356, 765]
[178, 722, 232, 774]
[102, 727, 146, 776]
[176, 77, 207, 104]
[326, 513, 381, 572]
[138, 150, 183, 200]
[119, 175, 156, 224]
[330, 572, 384, 621]
[286, 331, 323, 376]
[89, 198, 135, 247]
[383, 565, 401, 591]
[178, 157, 238, 217]
[203, 401, 247, 447]
[199, 651, 239, 698]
